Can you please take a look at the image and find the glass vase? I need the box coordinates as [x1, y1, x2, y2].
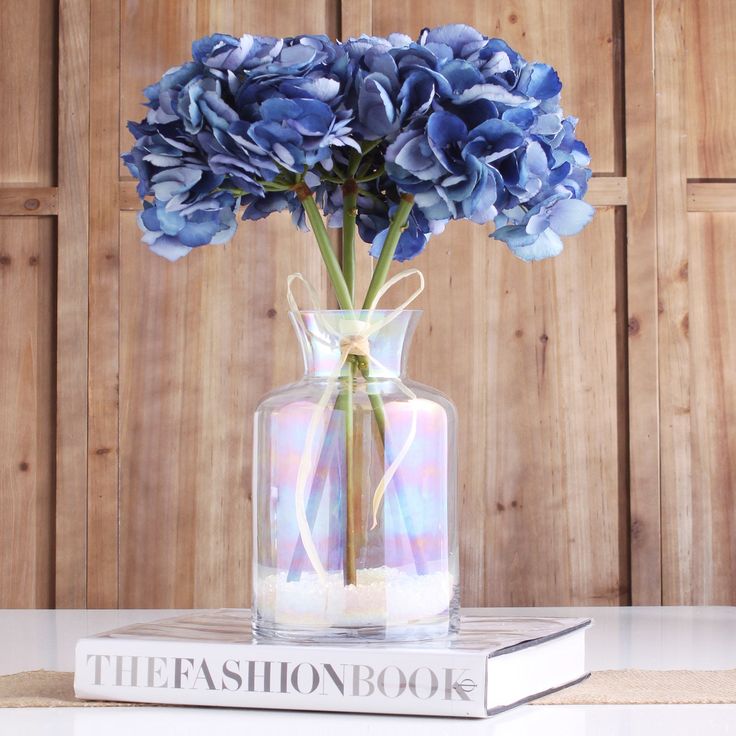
[252, 308, 458, 642]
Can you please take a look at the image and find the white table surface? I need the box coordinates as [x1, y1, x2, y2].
[1, 606, 735, 734]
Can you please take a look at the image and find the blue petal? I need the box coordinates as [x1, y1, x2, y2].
[548, 198, 594, 235]
[427, 111, 468, 172]
[156, 206, 186, 236]
[358, 74, 397, 138]
[192, 34, 238, 63]
[508, 229, 564, 261]
[260, 97, 301, 122]
[149, 238, 193, 262]
[502, 107, 535, 129]
[369, 224, 428, 261]
[454, 83, 526, 105]
[440, 59, 483, 93]
[519, 63, 562, 100]
[492, 223, 538, 248]
[465, 118, 523, 161]
[531, 113, 563, 136]
[178, 215, 221, 247]
[139, 201, 159, 230]
[424, 24, 484, 54]
[427, 111, 468, 149]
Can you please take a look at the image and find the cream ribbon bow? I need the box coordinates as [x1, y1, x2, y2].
[286, 269, 425, 584]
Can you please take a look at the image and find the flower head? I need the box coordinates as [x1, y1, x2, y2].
[139, 191, 239, 261]
[123, 23, 592, 263]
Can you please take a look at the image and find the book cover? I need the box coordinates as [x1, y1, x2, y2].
[74, 610, 591, 718]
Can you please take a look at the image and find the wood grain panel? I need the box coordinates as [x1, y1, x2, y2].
[685, 0, 736, 179]
[0, 0, 57, 185]
[369, 0, 620, 174]
[87, 0, 121, 609]
[341, 0, 373, 38]
[55, 0, 90, 608]
[656, 0, 692, 606]
[685, 213, 736, 603]
[0, 217, 56, 608]
[657, 0, 736, 605]
[624, 0, 660, 604]
[117, 0, 339, 607]
[687, 183, 736, 213]
[0, 188, 58, 217]
[586, 178, 627, 207]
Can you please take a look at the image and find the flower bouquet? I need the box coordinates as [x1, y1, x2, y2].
[125, 23, 593, 641]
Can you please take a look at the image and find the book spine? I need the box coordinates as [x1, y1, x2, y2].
[74, 638, 487, 717]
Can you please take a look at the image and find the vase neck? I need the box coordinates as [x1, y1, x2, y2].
[290, 310, 421, 379]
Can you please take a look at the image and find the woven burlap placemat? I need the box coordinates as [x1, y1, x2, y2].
[1, 669, 735, 708]
[535, 669, 736, 705]
[0, 671, 141, 708]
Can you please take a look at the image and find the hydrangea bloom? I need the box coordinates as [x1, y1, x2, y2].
[124, 24, 593, 263]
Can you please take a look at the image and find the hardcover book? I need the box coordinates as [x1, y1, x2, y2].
[74, 610, 591, 718]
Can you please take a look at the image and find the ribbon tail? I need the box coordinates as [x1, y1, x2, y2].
[293, 350, 349, 583]
[369, 357, 418, 530]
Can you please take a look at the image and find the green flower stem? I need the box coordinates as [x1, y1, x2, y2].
[298, 186, 424, 585]
[338, 179, 358, 586]
[297, 184, 357, 585]
[341, 179, 358, 303]
[362, 193, 415, 309]
[296, 184, 353, 311]
[341, 361, 357, 586]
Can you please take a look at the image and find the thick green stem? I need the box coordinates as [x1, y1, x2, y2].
[362, 193, 415, 309]
[341, 180, 358, 304]
[341, 361, 357, 585]
[297, 185, 353, 310]
[299, 184, 356, 586]
[337, 180, 359, 585]
[298, 186, 422, 585]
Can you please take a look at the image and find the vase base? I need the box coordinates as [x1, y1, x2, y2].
[253, 567, 458, 642]
[252, 612, 459, 644]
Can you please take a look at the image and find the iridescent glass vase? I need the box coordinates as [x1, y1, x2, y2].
[252, 309, 458, 641]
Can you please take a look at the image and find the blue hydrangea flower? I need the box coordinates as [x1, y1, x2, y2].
[248, 97, 358, 173]
[123, 23, 593, 263]
[492, 192, 594, 260]
[385, 111, 521, 225]
[192, 33, 282, 72]
[139, 191, 239, 261]
[241, 189, 307, 231]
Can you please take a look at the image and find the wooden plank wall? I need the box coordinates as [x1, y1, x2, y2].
[657, 0, 736, 605]
[0, 0, 733, 608]
[0, 0, 59, 608]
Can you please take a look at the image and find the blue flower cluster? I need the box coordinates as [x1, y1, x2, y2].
[124, 24, 593, 262]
